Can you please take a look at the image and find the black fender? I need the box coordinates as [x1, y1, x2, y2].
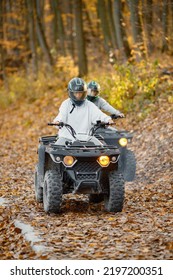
[37, 144, 46, 186]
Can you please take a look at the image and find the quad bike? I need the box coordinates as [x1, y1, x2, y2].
[94, 115, 136, 182]
[34, 121, 125, 213]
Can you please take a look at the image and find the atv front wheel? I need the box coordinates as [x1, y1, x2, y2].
[119, 149, 136, 182]
[43, 170, 62, 213]
[34, 164, 43, 202]
[104, 171, 125, 212]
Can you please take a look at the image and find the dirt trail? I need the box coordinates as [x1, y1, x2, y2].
[0, 98, 172, 260]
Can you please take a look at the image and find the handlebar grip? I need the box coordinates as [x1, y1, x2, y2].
[110, 115, 119, 119]
[97, 122, 110, 127]
[48, 123, 56, 126]
[111, 115, 125, 119]
[48, 122, 64, 127]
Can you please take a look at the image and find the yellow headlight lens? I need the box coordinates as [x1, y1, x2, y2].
[98, 156, 110, 167]
[63, 156, 75, 166]
[119, 138, 128, 147]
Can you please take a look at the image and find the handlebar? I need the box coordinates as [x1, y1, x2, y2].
[48, 122, 64, 127]
[48, 122, 76, 139]
[89, 121, 112, 135]
[48, 117, 124, 138]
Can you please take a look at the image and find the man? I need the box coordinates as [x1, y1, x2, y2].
[53, 77, 113, 142]
[87, 80, 124, 119]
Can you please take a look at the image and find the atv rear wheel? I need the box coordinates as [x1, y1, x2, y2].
[34, 164, 43, 202]
[43, 170, 62, 213]
[104, 171, 125, 212]
[119, 149, 136, 182]
[88, 193, 104, 203]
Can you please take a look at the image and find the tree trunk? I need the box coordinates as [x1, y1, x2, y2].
[170, 0, 173, 52]
[51, 0, 66, 56]
[128, 0, 144, 60]
[128, 0, 143, 43]
[121, 1, 131, 58]
[146, 0, 153, 52]
[107, 0, 118, 50]
[83, 1, 96, 38]
[162, 0, 169, 52]
[35, 0, 53, 67]
[26, 0, 38, 77]
[113, 0, 130, 60]
[63, 0, 74, 58]
[142, 0, 153, 54]
[0, 0, 6, 83]
[97, 0, 112, 52]
[50, 0, 58, 51]
[74, 0, 88, 76]
[5, 0, 13, 55]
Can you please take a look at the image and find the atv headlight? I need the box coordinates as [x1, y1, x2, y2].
[63, 156, 76, 167]
[97, 156, 110, 167]
[119, 137, 128, 147]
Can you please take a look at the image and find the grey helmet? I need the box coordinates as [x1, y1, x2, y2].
[87, 81, 100, 102]
[68, 77, 87, 106]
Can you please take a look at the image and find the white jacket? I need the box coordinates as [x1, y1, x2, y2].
[92, 97, 121, 115]
[54, 98, 111, 140]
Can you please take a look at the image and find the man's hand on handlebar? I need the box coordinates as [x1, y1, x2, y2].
[111, 113, 125, 119]
[118, 113, 125, 118]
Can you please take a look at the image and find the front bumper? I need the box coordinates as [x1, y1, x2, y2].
[65, 159, 117, 194]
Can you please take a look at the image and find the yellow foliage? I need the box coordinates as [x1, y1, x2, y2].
[0, 58, 172, 120]
[0, 56, 78, 108]
[168, 95, 173, 104]
[86, 61, 160, 112]
[54, 55, 78, 80]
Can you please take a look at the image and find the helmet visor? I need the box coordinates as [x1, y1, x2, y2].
[71, 91, 87, 102]
[69, 91, 87, 102]
[87, 88, 99, 97]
